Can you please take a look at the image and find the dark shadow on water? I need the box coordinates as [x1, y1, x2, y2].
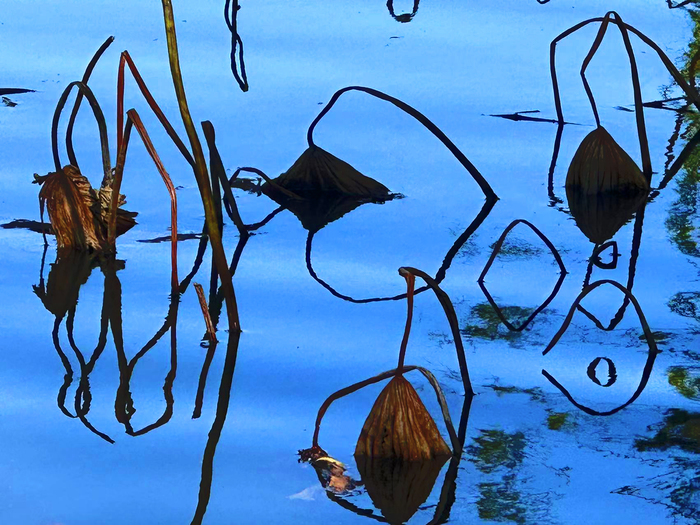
[542, 279, 661, 415]
[387, 0, 420, 23]
[477, 219, 567, 332]
[306, 197, 495, 303]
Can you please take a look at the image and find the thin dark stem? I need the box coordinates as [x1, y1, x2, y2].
[397, 272, 415, 371]
[51, 81, 111, 176]
[308, 86, 497, 201]
[66, 36, 115, 170]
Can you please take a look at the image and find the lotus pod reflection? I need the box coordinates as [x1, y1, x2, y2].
[566, 127, 648, 194]
[356, 455, 448, 524]
[566, 184, 647, 244]
[263, 145, 392, 200]
[355, 374, 452, 460]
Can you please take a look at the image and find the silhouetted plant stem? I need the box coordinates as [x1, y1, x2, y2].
[51, 81, 111, 176]
[108, 109, 178, 287]
[399, 267, 473, 396]
[191, 330, 241, 525]
[161, 0, 240, 333]
[66, 36, 115, 170]
[397, 271, 415, 372]
[201, 121, 248, 236]
[308, 86, 497, 201]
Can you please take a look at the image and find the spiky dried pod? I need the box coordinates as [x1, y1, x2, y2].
[566, 126, 649, 194]
[354, 374, 452, 461]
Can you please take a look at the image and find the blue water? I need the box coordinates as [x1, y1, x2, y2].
[1, 1, 700, 523]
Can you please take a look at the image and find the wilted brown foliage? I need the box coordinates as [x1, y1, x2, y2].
[355, 374, 452, 461]
[37, 165, 136, 252]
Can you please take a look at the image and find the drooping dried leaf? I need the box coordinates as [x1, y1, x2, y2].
[355, 374, 452, 461]
[37, 165, 137, 251]
[97, 186, 138, 237]
[566, 126, 649, 194]
[566, 185, 647, 244]
[38, 165, 106, 251]
[263, 145, 392, 199]
[356, 455, 448, 524]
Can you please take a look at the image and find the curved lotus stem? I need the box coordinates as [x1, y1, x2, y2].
[224, 0, 249, 91]
[161, 0, 240, 333]
[307, 85, 497, 201]
[397, 271, 415, 371]
[400, 266, 473, 396]
[543, 279, 658, 356]
[311, 365, 461, 455]
[542, 347, 657, 416]
[65, 36, 115, 172]
[109, 108, 178, 287]
[51, 81, 111, 177]
[551, 14, 700, 124]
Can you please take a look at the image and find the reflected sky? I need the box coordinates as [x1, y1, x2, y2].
[1, 1, 700, 524]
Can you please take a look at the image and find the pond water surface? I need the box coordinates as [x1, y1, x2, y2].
[2, 1, 700, 524]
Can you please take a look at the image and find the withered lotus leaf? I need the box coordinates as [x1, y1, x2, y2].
[566, 126, 649, 194]
[37, 165, 136, 251]
[355, 375, 452, 461]
[356, 455, 448, 524]
[263, 145, 392, 199]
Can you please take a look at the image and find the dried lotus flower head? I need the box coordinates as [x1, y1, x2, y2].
[36, 165, 136, 252]
[566, 126, 649, 195]
[262, 145, 392, 200]
[37, 165, 107, 252]
[355, 374, 451, 461]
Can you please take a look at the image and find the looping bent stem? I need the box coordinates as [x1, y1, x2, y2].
[311, 365, 460, 455]
[66, 36, 115, 171]
[307, 86, 497, 201]
[109, 109, 178, 288]
[232, 166, 303, 201]
[224, 0, 249, 92]
[161, 0, 240, 333]
[51, 81, 111, 178]
[400, 266, 473, 396]
[117, 51, 194, 167]
[542, 279, 659, 356]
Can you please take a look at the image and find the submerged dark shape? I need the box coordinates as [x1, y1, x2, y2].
[0, 88, 34, 96]
[489, 109, 560, 124]
[566, 183, 647, 245]
[386, 0, 420, 23]
[542, 280, 660, 416]
[636, 409, 700, 453]
[1, 219, 53, 234]
[264, 145, 392, 200]
[478, 219, 566, 332]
